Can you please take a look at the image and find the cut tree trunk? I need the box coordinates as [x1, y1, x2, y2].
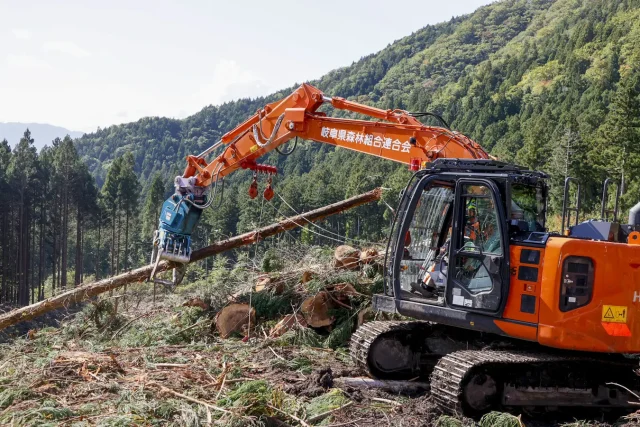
[334, 245, 360, 270]
[214, 303, 255, 338]
[300, 291, 335, 328]
[0, 188, 382, 331]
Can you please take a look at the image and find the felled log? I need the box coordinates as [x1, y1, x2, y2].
[359, 248, 379, 264]
[48, 351, 125, 379]
[300, 291, 335, 328]
[215, 303, 255, 338]
[0, 188, 383, 332]
[333, 245, 360, 270]
[330, 283, 359, 298]
[333, 377, 430, 394]
[191, 188, 382, 262]
[182, 298, 209, 310]
[357, 307, 373, 327]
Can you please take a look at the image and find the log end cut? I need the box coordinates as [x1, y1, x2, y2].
[215, 303, 256, 338]
[300, 291, 335, 328]
[334, 245, 360, 270]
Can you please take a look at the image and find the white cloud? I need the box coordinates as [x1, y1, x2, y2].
[195, 59, 270, 107]
[43, 41, 90, 58]
[6, 54, 51, 70]
[11, 29, 31, 40]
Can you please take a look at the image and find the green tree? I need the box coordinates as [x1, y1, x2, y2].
[0, 139, 12, 302]
[595, 68, 640, 208]
[141, 173, 166, 243]
[53, 136, 82, 290]
[117, 152, 140, 271]
[101, 156, 123, 275]
[8, 130, 39, 304]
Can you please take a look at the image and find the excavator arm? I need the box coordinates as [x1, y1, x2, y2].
[183, 83, 489, 188]
[149, 83, 490, 286]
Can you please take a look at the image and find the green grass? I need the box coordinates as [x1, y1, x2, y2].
[305, 389, 350, 419]
[479, 411, 522, 427]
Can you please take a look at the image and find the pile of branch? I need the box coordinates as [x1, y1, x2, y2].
[213, 243, 383, 340]
[0, 188, 382, 332]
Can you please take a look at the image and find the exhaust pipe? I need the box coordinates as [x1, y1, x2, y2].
[629, 202, 640, 226]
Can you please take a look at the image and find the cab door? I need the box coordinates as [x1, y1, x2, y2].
[446, 179, 509, 314]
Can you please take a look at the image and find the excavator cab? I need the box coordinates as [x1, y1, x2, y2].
[381, 159, 546, 317]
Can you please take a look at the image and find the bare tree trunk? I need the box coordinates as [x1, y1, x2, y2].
[116, 213, 121, 274]
[125, 211, 130, 271]
[80, 219, 84, 283]
[30, 217, 36, 305]
[20, 199, 31, 306]
[18, 189, 27, 306]
[96, 212, 101, 280]
[61, 186, 68, 290]
[16, 202, 22, 305]
[52, 216, 57, 296]
[110, 209, 115, 276]
[0, 205, 6, 303]
[123, 210, 129, 307]
[75, 205, 82, 287]
[38, 197, 45, 301]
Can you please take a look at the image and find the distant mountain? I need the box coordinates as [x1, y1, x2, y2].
[0, 123, 84, 150]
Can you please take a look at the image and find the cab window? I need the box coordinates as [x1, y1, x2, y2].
[511, 183, 546, 232]
[399, 184, 453, 302]
[451, 183, 503, 306]
[458, 184, 502, 256]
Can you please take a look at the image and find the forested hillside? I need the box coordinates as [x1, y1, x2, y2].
[76, 0, 640, 220]
[3, 0, 640, 307]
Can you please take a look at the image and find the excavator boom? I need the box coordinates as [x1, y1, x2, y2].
[184, 83, 489, 188]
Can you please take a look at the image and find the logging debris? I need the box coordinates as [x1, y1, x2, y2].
[0, 187, 382, 332]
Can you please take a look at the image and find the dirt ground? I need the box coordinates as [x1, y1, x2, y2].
[2, 299, 639, 426]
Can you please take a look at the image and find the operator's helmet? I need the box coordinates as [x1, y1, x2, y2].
[466, 199, 477, 218]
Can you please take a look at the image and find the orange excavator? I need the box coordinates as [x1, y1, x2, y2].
[151, 83, 640, 416]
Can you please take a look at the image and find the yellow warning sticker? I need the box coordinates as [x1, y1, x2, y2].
[602, 305, 628, 323]
[250, 145, 259, 153]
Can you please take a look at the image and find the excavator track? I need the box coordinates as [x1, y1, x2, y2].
[350, 321, 430, 380]
[351, 323, 640, 416]
[431, 350, 640, 416]
[350, 320, 488, 380]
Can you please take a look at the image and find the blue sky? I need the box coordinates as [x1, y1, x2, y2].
[1, 0, 491, 132]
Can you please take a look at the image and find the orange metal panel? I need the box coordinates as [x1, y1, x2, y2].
[494, 319, 537, 341]
[285, 108, 306, 123]
[537, 237, 640, 353]
[502, 245, 543, 325]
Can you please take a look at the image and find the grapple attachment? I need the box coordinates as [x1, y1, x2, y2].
[149, 177, 206, 288]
